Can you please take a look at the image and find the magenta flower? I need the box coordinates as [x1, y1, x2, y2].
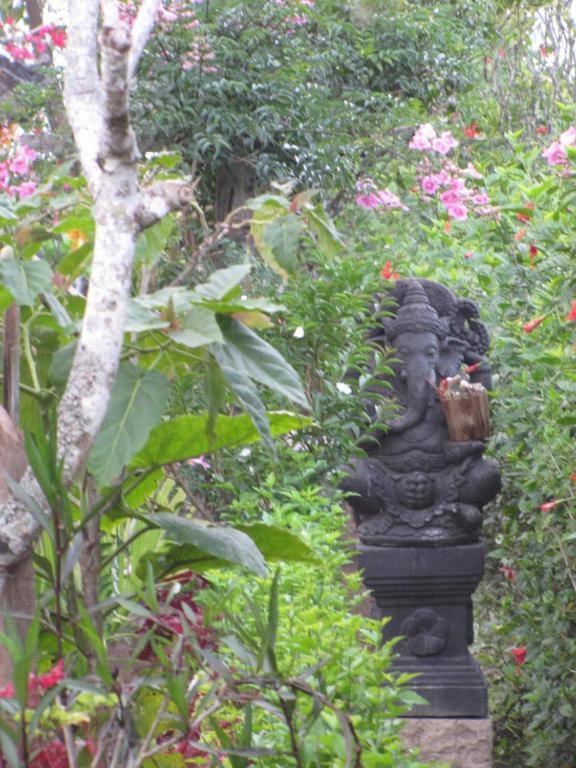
[472, 193, 490, 205]
[440, 189, 461, 206]
[445, 202, 468, 220]
[542, 141, 568, 166]
[421, 175, 440, 195]
[356, 192, 381, 209]
[431, 131, 459, 155]
[15, 181, 37, 199]
[559, 126, 576, 146]
[409, 123, 436, 151]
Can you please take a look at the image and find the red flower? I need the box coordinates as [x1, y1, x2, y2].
[516, 212, 531, 223]
[37, 659, 65, 689]
[0, 682, 14, 698]
[566, 300, 576, 322]
[570, 472, 576, 482]
[464, 251, 474, 260]
[380, 260, 399, 280]
[539, 45, 552, 57]
[463, 122, 480, 139]
[523, 316, 544, 333]
[49, 28, 67, 48]
[511, 646, 527, 666]
[540, 499, 560, 512]
[30, 741, 68, 768]
[499, 566, 517, 582]
[514, 228, 527, 241]
[536, 125, 549, 135]
[529, 243, 538, 269]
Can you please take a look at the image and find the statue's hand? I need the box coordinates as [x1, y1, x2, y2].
[445, 440, 484, 462]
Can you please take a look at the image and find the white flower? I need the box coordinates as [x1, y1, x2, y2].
[293, 326, 305, 338]
[336, 382, 352, 395]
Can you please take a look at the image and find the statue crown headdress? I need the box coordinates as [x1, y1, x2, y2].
[385, 280, 448, 340]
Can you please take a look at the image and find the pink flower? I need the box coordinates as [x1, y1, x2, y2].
[409, 123, 436, 151]
[376, 188, 408, 210]
[431, 131, 459, 155]
[464, 162, 483, 179]
[472, 193, 490, 205]
[445, 202, 468, 220]
[421, 175, 440, 195]
[559, 126, 576, 147]
[356, 192, 381, 209]
[16, 181, 37, 199]
[440, 189, 461, 206]
[542, 141, 568, 166]
[0, 163, 9, 189]
[0, 682, 14, 698]
[186, 456, 211, 470]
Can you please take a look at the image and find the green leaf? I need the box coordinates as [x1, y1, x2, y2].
[210, 341, 273, 447]
[148, 512, 267, 576]
[88, 363, 170, 488]
[138, 523, 316, 577]
[0, 205, 17, 221]
[250, 201, 291, 279]
[304, 202, 344, 257]
[49, 341, 77, 389]
[193, 264, 252, 300]
[0, 258, 52, 306]
[132, 411, 311, 468]
[135, 215, 174, 269]
[219, 318, 308, 408]
[262, 213, 303, 275]
[168, 306, 224, 348]
[125, 299, 169, 333]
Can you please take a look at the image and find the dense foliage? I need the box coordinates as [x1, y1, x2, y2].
[0, 0, 575, 766]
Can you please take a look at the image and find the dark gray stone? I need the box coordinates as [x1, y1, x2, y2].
[341, 279, 501, 718]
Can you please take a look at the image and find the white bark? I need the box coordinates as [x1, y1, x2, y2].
[128, 0, 163, 80]
[0, 0, 193, 566]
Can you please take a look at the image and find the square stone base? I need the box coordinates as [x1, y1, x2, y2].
[401, 718, 493, 768]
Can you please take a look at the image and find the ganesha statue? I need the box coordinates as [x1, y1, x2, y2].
[341, 278, 501, 547]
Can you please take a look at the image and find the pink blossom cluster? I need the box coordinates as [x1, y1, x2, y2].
[181, 38, 217, 72]
[409, 123, 459, 155]
[541, 126, 576, 166]
[0, 138, 38, 200]
[0, 18, 66, 62]
[418, 161, 491, 221]
[355, 179, 408, 212]
[273, 0, 315, 32]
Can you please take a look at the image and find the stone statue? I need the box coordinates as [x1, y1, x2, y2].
[342, 278, 501, 546]
[342, 278, 502, 718]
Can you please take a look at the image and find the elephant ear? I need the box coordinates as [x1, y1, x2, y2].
[439, 336, 467, 378]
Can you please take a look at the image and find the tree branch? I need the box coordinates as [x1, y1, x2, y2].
[128, 0, 163, 80]
[63, 0, 103, 196]
[135, 180, 196, 230]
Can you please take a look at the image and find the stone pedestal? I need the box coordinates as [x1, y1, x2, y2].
[358, 542, 487, 717]
[401, 718, 493, 768]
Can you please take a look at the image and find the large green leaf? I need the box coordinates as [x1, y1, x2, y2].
[148, 512, 267, 576]
[168, 306, 224, 348]
[210, 340, 273, 448]
[125, 299, 169, 333]
[250, 200, 292, 279]
[131, 411, 311, 468]
[135, 215, 174, 269]
[303, 202, 344, 257]
[139, 524, 316, 578]
[88, 363, 170, 487]
[192, 264, 252, 300]
[219, 318, 308, 408]
[0, 258, 52, 306]
[263, 213, 302, 276]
